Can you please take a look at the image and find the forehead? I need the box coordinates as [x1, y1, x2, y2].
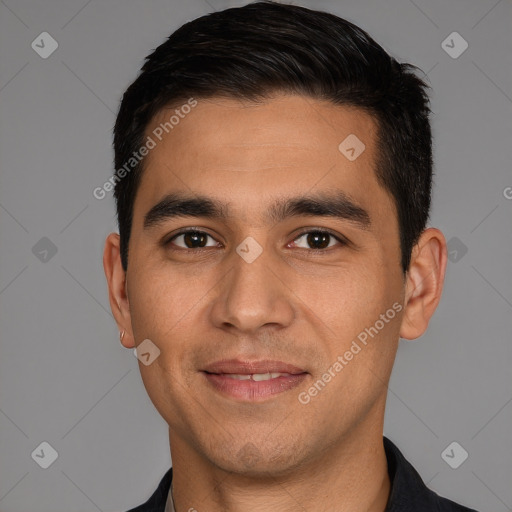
[134, 94, 393, 226]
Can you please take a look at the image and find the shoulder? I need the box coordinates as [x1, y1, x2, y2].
[125, 467, 173, 512]
[429, 490, 478, 512]
[383, 437, 480, 512]
[428, 489, 480, 512]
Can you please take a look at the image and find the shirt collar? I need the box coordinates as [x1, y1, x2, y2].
[164, 481, 175, 512]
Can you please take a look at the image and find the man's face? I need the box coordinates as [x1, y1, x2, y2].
[125, 94, 405, 474]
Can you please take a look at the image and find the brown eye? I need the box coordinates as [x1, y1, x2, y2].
[167, 230, 219, 250]
[292, 230, 345, 250]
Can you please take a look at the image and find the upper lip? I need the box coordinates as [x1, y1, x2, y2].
[202, 359, 307, 375]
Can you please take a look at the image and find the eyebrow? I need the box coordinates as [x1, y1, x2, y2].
[143, 191, 371, 230]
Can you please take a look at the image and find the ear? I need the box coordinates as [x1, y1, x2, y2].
[103, 232, 135, 348]
[400, 228, 448, 340]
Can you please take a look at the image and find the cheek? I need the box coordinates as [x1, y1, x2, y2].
[299, 263, 402, 396]
[301, 268, 401, 414]
[300, 265, 392, 342]
[126, 263, 197, 420]
[127, 260, 206, 338]
[126, 260, 218, 386]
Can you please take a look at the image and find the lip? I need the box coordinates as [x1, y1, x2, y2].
[201, 359, 308, 402]
[202, 359, 306, 375]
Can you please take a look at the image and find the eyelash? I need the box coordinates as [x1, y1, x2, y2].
[164, 227, 348, 252]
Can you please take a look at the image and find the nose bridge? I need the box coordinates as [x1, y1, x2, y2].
[210, 241, 294, 333]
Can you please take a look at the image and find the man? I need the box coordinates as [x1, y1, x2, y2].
[103, 1, 479, 510]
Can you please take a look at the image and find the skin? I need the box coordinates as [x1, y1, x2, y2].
[103, 94, 447, 512]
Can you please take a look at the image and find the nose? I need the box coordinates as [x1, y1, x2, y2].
[208, 247, 295, 335]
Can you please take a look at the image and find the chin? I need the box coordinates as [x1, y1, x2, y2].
[206, 439, 308, 479]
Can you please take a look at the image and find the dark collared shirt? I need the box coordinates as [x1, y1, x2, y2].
[126, 436, 479, 512]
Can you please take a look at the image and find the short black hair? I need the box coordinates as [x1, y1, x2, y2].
[113, 0, 433, 273]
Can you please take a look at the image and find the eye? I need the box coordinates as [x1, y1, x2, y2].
[166, 229, 220, 250]
[290, 229, 346, 250]
[164, 228, 347, 252]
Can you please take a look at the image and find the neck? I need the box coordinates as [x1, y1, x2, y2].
[169, 425, 390, 512]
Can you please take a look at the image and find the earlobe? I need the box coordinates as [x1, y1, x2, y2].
[103, 233, 135, 348]
[399, 228, 447, 341]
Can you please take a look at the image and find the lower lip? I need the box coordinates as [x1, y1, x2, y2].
[202, 372, 308, 401]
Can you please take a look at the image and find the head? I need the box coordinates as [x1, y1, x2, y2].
[104, 1, 446, 476]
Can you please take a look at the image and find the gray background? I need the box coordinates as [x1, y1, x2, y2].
[0, 0, 511, 510]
